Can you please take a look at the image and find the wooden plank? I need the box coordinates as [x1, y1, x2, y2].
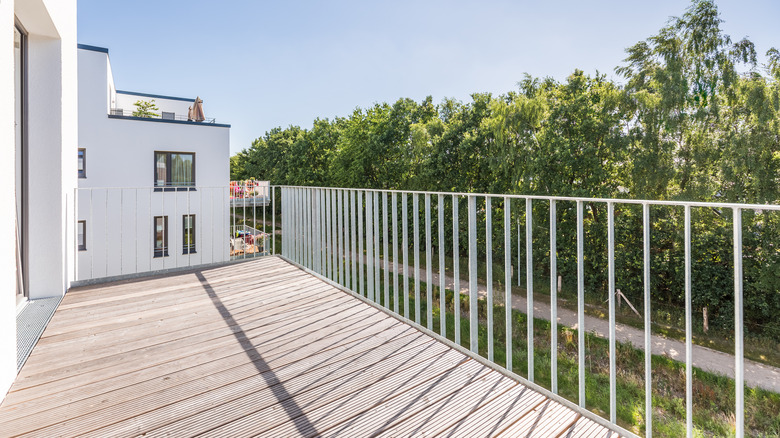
[433, 383, 547, 437]
[8, 299, 379, 397]
[85, 337, 444, 437]
[496, 399, 581, 437]
[8, 324, 425, 437]
[197, 350, 472, 437]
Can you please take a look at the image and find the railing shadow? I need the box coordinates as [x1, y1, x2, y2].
[196, 271, 319, 436]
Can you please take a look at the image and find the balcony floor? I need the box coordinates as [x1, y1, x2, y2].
[0, 257, 619, 437]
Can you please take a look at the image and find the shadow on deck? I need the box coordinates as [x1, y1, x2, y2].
[0, 257, 622, 437]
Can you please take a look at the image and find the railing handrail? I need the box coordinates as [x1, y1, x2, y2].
[272, 184, 780, 212]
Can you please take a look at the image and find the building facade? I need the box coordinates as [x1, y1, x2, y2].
[1, 0, 78, 398]
[76, 45, 231, 282]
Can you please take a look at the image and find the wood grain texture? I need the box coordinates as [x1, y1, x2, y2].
[0, 256, 619, 438]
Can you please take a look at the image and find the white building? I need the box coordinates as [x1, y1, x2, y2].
[1, 0, 78, 398]
[76, 45, 231, 282]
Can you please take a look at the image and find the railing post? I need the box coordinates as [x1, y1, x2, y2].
[550, 199, 557, 394]
[685, 205, 693, 438]
[468, 195, 478, 354]
[644, 202, 652, 438]
[734, 207, 744, 438]
[439, 194, 446, 336]
[426, 193, 433, 330]
[453, 195, 460, 346]
[526, 198, 534, 381]
[373, 192, 381, 304]
[486, 196, 493, 361]
[414, 193, 421, 323]
[577, 201, 585, 409]
[402, 192, 409, 319]
[608, 201, 616, 424]
[366, 191, 375, 302]
[392, 192, 399, 315]
[358, 191, 364, 297]
[504, 197, 512, 372]
[383, 192, 390, 309]
[272, 186, 275, 255]
[351, 190, 357, 291]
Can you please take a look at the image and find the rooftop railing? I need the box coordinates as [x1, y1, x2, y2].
[108, 108, 217, 124]
[277, 185, 769, 438]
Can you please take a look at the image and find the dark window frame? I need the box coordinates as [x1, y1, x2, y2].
[182, 214, 196, 254]
[154, 151, 196, 191]
[153, 215, 169, 258]
[78, 148, 86, 178]
[78, 221, 86, 251]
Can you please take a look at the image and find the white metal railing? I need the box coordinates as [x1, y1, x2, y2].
[277, 185, 765, 438]
[73, 185, 276, 282]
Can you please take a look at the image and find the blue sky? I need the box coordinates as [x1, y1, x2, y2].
[77, 0, 780, 155]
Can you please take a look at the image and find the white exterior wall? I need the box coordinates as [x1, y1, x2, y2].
[0, 0, 77, 398]
[77, 48, 230, 282]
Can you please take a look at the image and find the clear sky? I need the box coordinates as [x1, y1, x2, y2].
[77, 0, 780, 155]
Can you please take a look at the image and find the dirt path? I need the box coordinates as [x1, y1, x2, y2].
[369, 259, 780, 393]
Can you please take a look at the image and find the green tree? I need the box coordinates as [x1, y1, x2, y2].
[132, 99, 159, 118]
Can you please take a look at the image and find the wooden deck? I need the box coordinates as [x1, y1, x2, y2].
[0, 256, 620, 437]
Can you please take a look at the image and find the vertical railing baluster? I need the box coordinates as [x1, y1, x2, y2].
[414, 193, 421, 324]
[325, 190, 331, 276]
[685, 205, 693, 438]
[486, 196, 493, 361]
[426, 194, 433, 330]
[734, 207, 744, 438]
[468, 195, 478, 354]
[374, 192, 381, 304]
[383, 192, 390, 309]
[366, 191, 375, 302]
[337, 189, 344, 284]
[453, 195, 460, 346]
[504, 197, 512, 371]
[439, 194, 446, 336]
[608, 201, 616, 424]
[526, 198, 534, 382]
[403, 192, 409, 320]
[644, 202, 652, 437]
[358, 191, 364, 296]
[550, 199, 557, 394]
[344, 190, 350, 288]
[331, 190, 338, 281]
[392, 192, 399, 315]
[351, 190, 357, 291]
[272, 186, 275, 255]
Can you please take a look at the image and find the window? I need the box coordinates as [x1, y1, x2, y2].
[78, 221, 86, 251]
[78, 149, 86, 178]
[155, 152, 195, 189]
[154, 216, 168, 257]
[161, 111, 175, 120]
[183, 215, 196, 254]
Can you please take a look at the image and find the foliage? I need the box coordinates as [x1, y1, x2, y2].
[234, 0, 780, 340]
[132, 99, 159, 118]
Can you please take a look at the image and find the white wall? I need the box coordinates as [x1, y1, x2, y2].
[0, 0, 77, 400]
[77, 48, 231, 281]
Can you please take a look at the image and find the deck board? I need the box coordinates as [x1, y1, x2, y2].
[0, 256, 621, 437]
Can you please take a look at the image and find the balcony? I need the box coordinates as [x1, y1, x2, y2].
[0, 257, 619, 436]
[5, 184, 777, 437]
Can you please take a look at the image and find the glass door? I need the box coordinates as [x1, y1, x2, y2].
[15, 22, 27, 304]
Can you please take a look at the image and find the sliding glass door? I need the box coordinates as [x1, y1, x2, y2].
[14, 21, 27, 304]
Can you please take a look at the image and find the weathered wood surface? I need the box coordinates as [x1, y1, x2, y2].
[0, 256, 619, 437]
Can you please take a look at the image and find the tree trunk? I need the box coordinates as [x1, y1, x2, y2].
[703, 306, 709, 333]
